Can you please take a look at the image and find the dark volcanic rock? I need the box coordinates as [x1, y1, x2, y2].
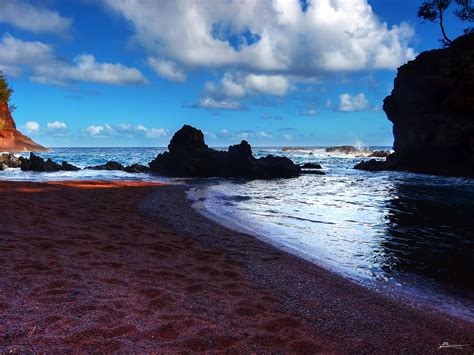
[301, 170, 326, 175]
[356, 33, 474, 177]
[19, 153, 81, 172]
[87, 161, 125, 171]
[61, 161, 81, 171]
[325, 146, 358, 154]
[20, 153, 62, 172]
[301, 163, 322, 169]
[368, 150, 391, 158]
[124, 164, 150, 173]
[149, 125, 301, 179]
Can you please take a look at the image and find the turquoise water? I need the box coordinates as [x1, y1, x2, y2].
[1, 147, 473, 320]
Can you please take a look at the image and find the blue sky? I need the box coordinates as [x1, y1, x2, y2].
[0, 0, 469, 147]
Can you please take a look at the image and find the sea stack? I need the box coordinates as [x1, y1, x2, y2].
[149, 125, 301, 179]
[355, 33, 474, 177]
[0, 101, 48, 152]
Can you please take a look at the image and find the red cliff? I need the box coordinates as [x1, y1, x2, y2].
[0, 102, 48, 152]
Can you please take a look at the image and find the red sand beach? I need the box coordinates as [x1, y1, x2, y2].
[0, 181, 473, 353]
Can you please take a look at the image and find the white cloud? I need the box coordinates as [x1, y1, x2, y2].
[144, 128, 169, 139]
[46, 121, 68, 136]
[0, 1, 72, 35]
[197, 97, 245, 110]
[148, 57, 186, 81]
[301, 108, 318, 116]
[86, 125, 110, 137]
[22, 121, 40, 135]
[85, 123, 169, 139]
[0, 34, 147, 86]
[103, 0, 415, 78]
[47, 121, 67, 130]
[244, 74, 290, 96]
[200, 72, 290, 109]
[337, 93, 370, 112]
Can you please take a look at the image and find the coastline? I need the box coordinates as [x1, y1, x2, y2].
[0, 181, 472, 352]
[143, 184, 474, 352]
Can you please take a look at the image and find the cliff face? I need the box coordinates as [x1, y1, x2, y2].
[0, 102, 16, 130]
[356, 33, 474, 177]
[0, 102, 47, 152]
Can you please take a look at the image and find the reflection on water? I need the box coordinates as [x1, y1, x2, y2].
[382, 182, 474, 298]
[188, 150, 474, 320]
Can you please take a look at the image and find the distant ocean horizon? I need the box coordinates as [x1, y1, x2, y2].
[1, 146, 473, 321]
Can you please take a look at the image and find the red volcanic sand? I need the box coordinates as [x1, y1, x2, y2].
[0, 181, 339, 352]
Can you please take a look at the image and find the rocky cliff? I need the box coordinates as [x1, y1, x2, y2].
[0, 102, 47, 152]
[355, 33, 474, 177]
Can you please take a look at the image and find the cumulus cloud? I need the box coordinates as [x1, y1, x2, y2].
[0, 1, 72, 35]
[336, 93, 371, 112]
[22, 121, 40, 135]
[194, 97, 246, 110]
[148, 57, 186, 81]
[103, 0, 415, 78]
[244, 74, 290, 96]
[0, 34, 147, 86]
[46, 121, 68, 136]
[84, 123, 169, 139]
[199, 72, 290, 109]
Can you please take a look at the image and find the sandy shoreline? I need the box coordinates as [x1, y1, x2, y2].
[0, 181, 473, 352]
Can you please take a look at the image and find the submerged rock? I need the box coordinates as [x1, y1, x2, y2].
[149, 125, 301, 179]
[87, 161, 125, 171]
[301, 163, 322, 169]
[356, 33, 474, 177]
[124, 164, 150, 173]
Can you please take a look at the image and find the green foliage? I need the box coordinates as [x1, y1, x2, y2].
[418, 0, 474, 45]
[0, 70, 13, 104]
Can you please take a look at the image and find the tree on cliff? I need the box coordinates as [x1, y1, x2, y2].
[0, 71, 13, 104]
[418, 0, 473, 45]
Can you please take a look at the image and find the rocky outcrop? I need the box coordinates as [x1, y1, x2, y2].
[0, 102, 48, 153]
[86, 161, 150, 173]
[326, 146, 358, 154]
[301, 163, 322, 169]
[0, 153, 21, 168]
[19, 153, 79, 172]
[149, 125, 301, 179]
[356, 33, 474, 177]
[87, 161, 125, 171]
[368, 150, 391, 158]
[124, 164, 150, 173]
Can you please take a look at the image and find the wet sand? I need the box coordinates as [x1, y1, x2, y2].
[0, 181, 473, 352]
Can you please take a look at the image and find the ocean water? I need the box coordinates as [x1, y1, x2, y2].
[2, 147, 473, 320]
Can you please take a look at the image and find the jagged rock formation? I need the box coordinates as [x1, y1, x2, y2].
[0, 102, 47, 152]
[19, 153, 80, 172]
[355, 33, 474, 177]
[149, 125, 301, 179]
